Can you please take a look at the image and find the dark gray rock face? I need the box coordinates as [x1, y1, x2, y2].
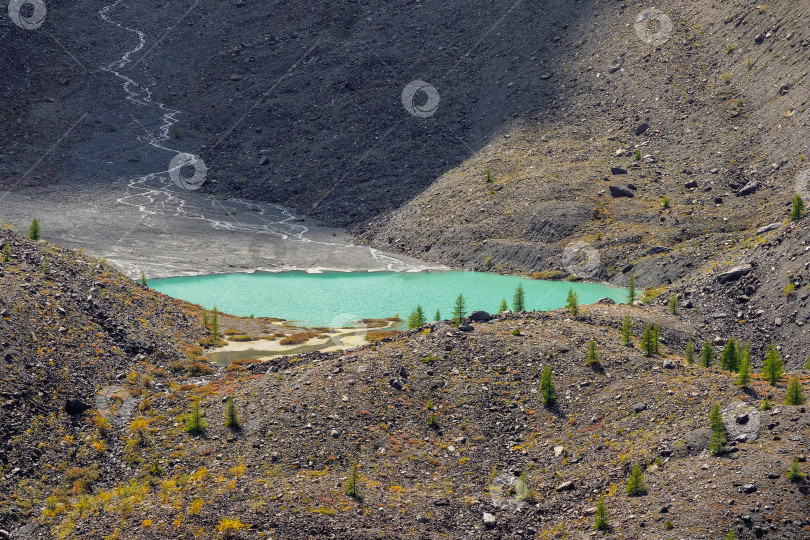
[609, 185, 634, 198]
[717, 265, 752, 284]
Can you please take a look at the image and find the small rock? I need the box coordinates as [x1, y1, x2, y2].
[65, 399, 92, 415]
[736, 180, 760, 196]
[610, 167, 628, 176]
[717, 265, 752, 284]
[609, 185, 634, 198]
[434, 498, 450, 507]
[775, 317, 783, 327]
[685, 179, 699, 189]
[554, 445, 566, 457]
[330, 429, 340, 438]
[635, 123, 650, 136]
[736, 413, 749, 424]
[389, 379, 404, 391]
[458, 323, 474, 332]
[555, 480, 575, 492]
[258, 155, 270, 166]
[663, 359, 675, 369]
[756, 222, 781, 234]
[740, 483, 757, 494]
[633, 403, 647, 413]
[483, 512, 497, 528]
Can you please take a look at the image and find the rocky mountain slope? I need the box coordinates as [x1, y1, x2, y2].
[5, 279, 808, 539]
[0, 228, 207, 532]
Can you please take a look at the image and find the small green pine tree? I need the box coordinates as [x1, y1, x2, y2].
[140, 272, 147, 287]
[641, 325, 658, 357]
[408, 305, 426, 329]
[344, 462, 362, 500]
[434, 308, 441, 321]
[210, 306, 220, 338]
[626, 463, 647, 496]
[805, 356, 810, 370]
[516, 470, 537, 504]
[452, 294, 467, 325]
[566, 288, 579, 317]
[700, 341, 714, 368]
[685, 341, 695, 364]
[787, 458, 806, 483]
[761, 396, 772, 411]
[724, 531, 738, 540]
[512, 283, 526, 312]
[41, 254, 49, 275]
[202, 310, 209, 328]
[28, 219, 41, 240]
[594, 494, 609, 531]
[790, 194, 806, 221]
[627, 275, 636, 305]
[737, 353, 752, 386]
[621, 316, 633, 347]
[651, 325, 660, 354]
[762, 342, 784, 385]
[498, 299, 508, 313]
[785, 376, 805, 405]
[586, 339, 599, 366]
[720, 338, 739, 372]
[709, 402, 727, 456]
[540, 366, 556, 407]
[668, 295, 678, 314]
[2, 241, 8, 263]
[225, 396, 239, 429]
[485, 170, 493, 183]
[185, 399, 206, 433]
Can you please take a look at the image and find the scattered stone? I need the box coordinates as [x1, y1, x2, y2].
[775, 317, 783, 327]
[685, 179, 699, 189]
[458, 323, 474, 332]
[717, 265, 752, 284]
[434, 498, 450, 506]
[736, 180, 760, 196]
[595, 297, 616, 304]
[65, 399, 92, 415]
[258, 155, 270, 166]
[635, 123, 650, 136]
[469, 311, 491, 322]
[757, 223, 782, 234]
[633, 403, 647, 413]
[610, 167, 628, 176]
[555, 480, 575, 492]
[662, 359, 675, 369]
[740, 483, 758, 494]
[389, 379, 404, 391]
[483, 512, 497, 528]
[609, 185, 633, 198]
[554, 445, 566, 457]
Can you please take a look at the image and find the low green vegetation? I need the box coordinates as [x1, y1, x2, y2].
[540, 366, 556, 407]
[452, 293, 467, 325]
[2, 241, 8, 262]
[762, 343, 784, 385]
[408, 305, 426, 328]
[785, 376, 805, 405]
[787, 458, 806, 482]
[566, 288, 579, 317]
[640, 325, 659, 357]
[225, 396, 239, 429]
[28, 219, 41, 240]
[512, 283, 526, 312]
[668, 294, 677, 314]
[700, 341, 714, 368]
[709, 402, 727, 456]
[791, 194, 805, 221]
[594, 494, 609, 531]
[344, 462, 362, 500]
[720, 338, 738, 372]
[620, 316, 633, 347]
[627, 275, 636, 304]
[185, 399, 207, 433]
[586, 339, 599, 366]
[685, 341, 695, 364]
[626, 463, 647, 496]
[498, 299, 508, 313]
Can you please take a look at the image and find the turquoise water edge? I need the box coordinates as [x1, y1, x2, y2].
[150, 271, 626, 328]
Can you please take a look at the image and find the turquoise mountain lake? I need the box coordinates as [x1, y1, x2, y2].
[149, 271, 626, 328]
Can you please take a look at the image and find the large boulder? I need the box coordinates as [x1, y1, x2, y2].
[469, 310, 491, 322]
[717, 264, 752, 284]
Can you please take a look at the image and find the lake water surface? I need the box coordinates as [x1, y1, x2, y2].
[149, 271, 626, 327]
